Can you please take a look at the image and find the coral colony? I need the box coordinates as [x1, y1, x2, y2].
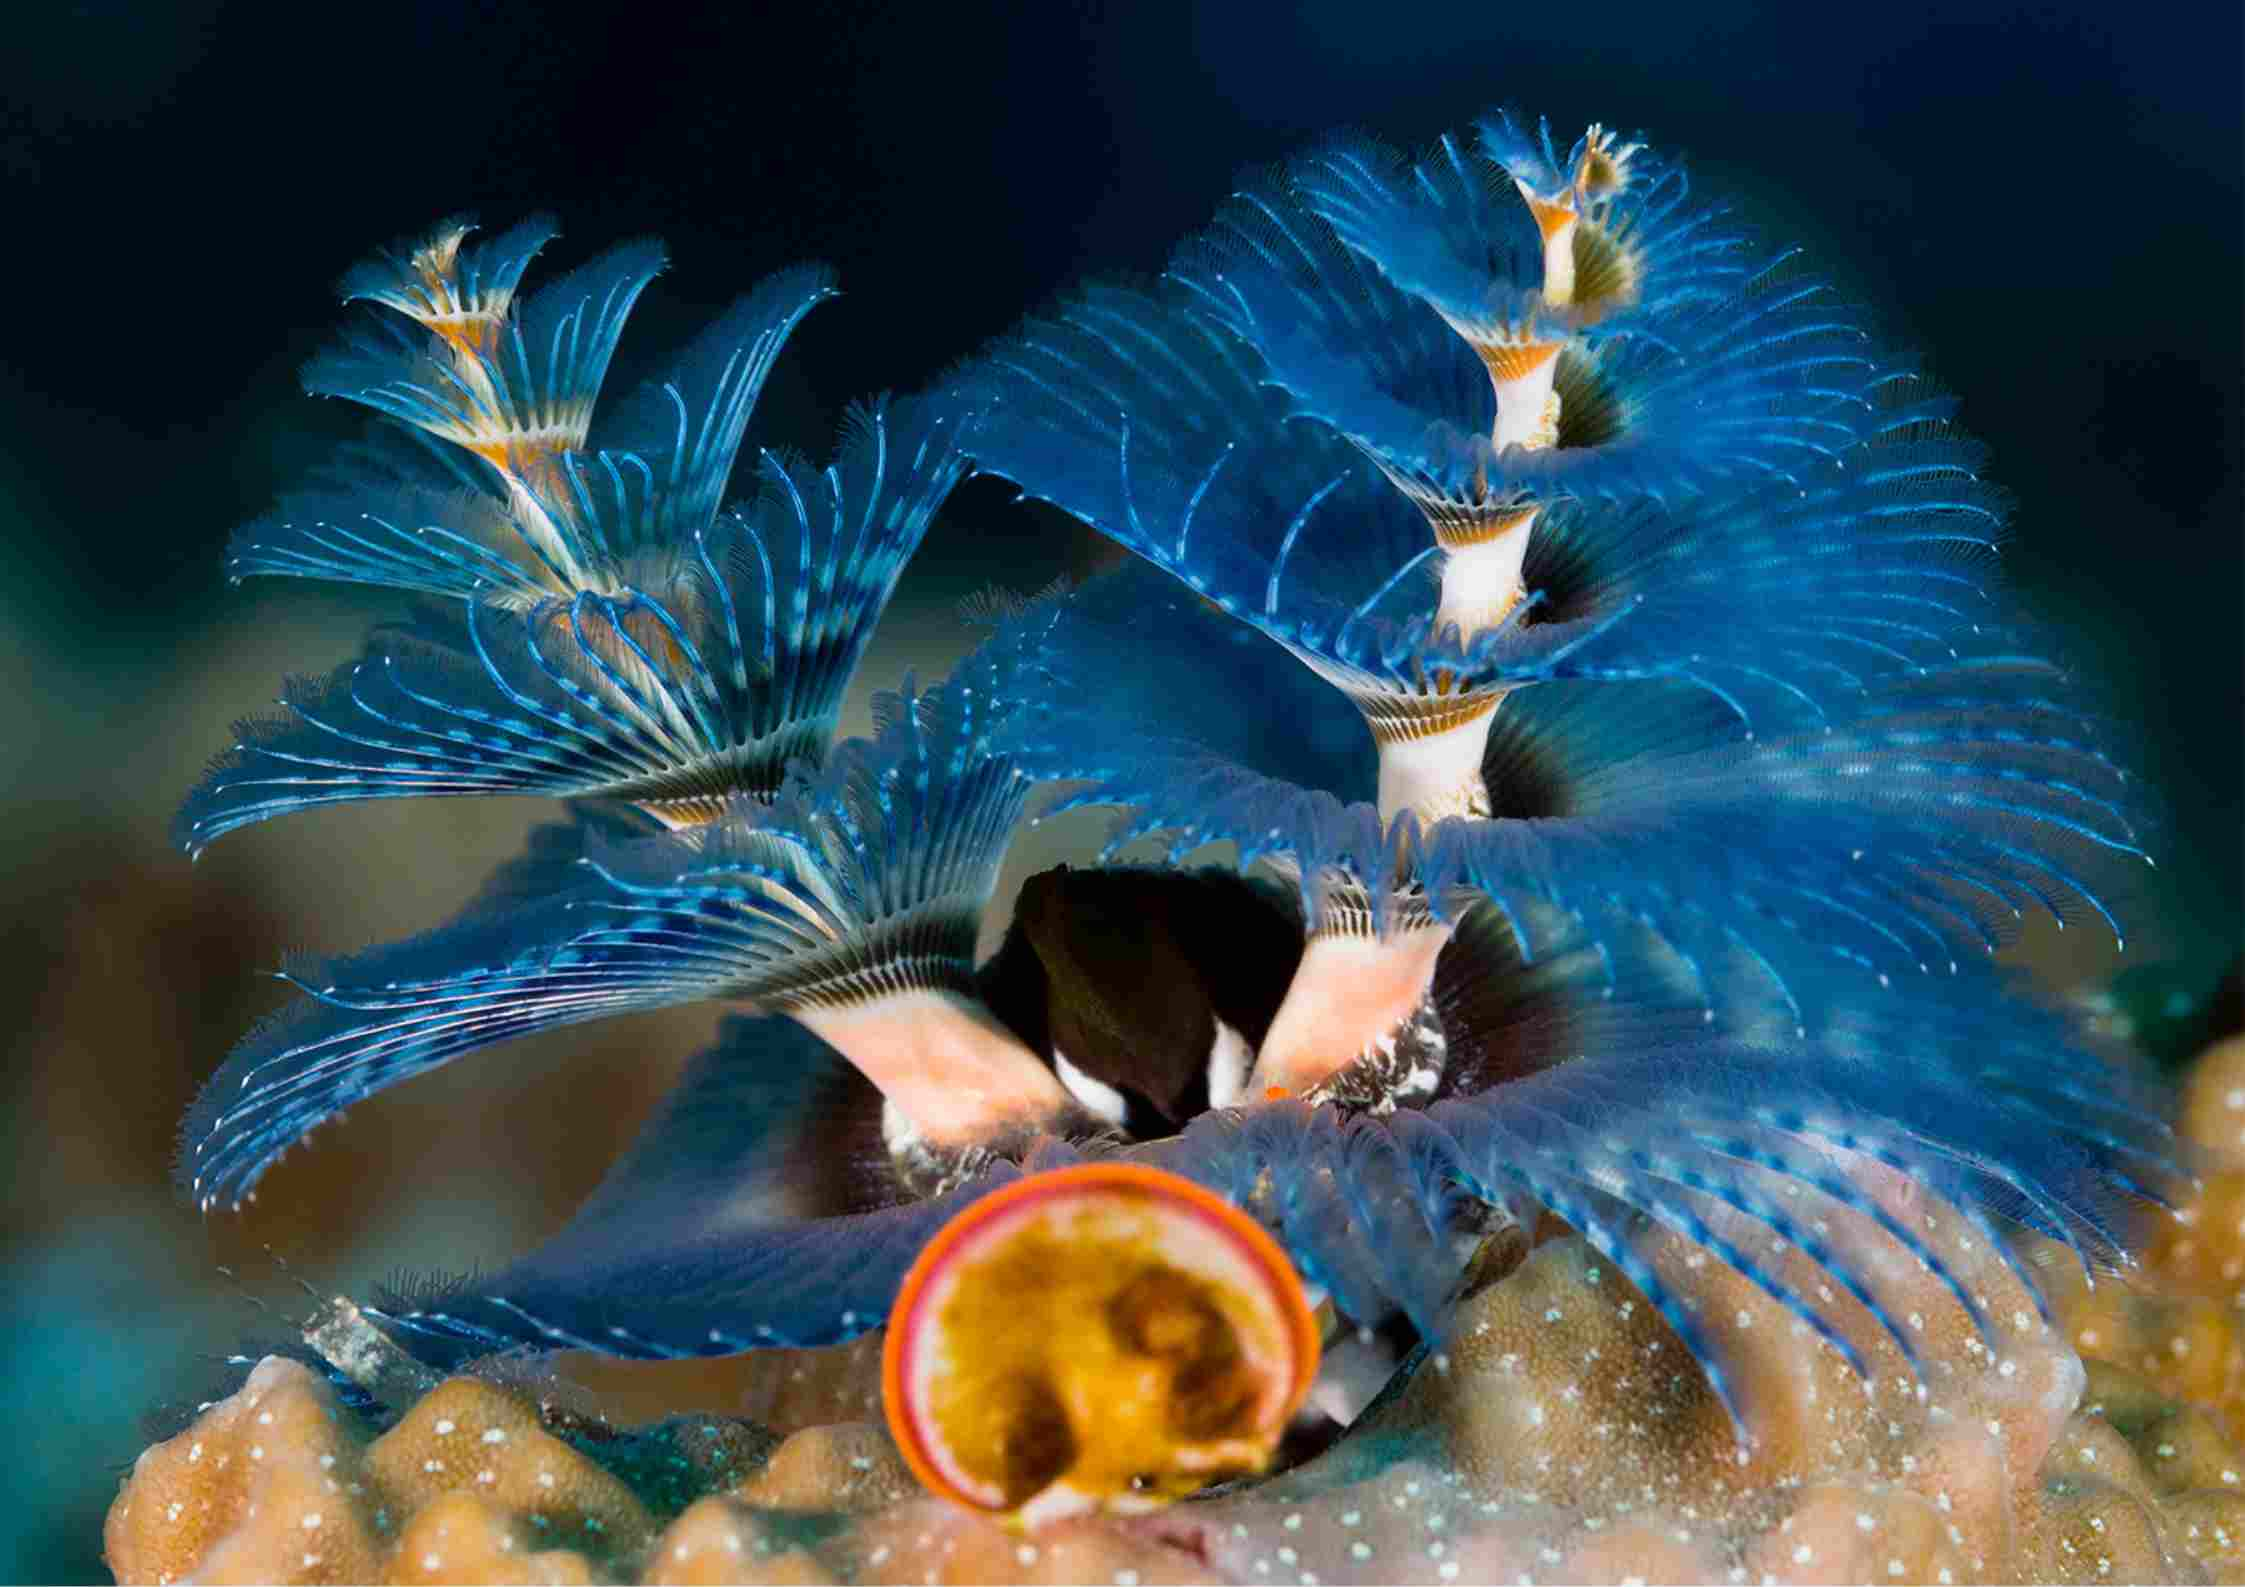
[177, 113, 2175, 1521]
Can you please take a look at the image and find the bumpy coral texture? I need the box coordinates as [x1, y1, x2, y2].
[2061, 1035, 2245, 1444]
[106, 1025, 2245, 1586]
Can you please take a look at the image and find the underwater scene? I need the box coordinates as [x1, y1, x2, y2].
[4, 2, 2239, 1583]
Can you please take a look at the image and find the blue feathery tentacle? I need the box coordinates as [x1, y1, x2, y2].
[237, 232, 832, 600]
[1426, 899, 2183, 1233]
[334, 215, 562, 340]
[461, 801, 667, 913]
[1269, 132, 1549, 345]
[359, 999, 2171, 1395]
[1517, 395, 2017, 728]
[1477, 262, 1895, 505]
[226, 496, 540, 604]
[367, 1099, 1444, 1368]
[1167, 164, 1503, 497]
[369, 1013, 989, 1363]
[1468, 111, 1752, 314]
[170, 139, 2177, 1463]
[356, 882, 2172, 1390]
[964, 283, 2010, 733]
[1291, 123, 1747, 340]
[1003, 558, 2146, 988]
[304, 234, 668, 458]
[226, 429, 552, 602]
[177, 623, 1047, 1211]
[588, 264, 840, 548]
[1179, 992, 2170, 1430]
[964, 279, 1552, 696]
[1415, 665, 2153, 1002]
[179, 396, 971, 850]
[179, 868, 741, 1214]
[378, 1180, 1007, 1363]
[1174, 149, 1891, 517]
[995, 563, 1399, 923]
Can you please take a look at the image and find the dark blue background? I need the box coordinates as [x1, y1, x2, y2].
[8, 0, 2237, 948]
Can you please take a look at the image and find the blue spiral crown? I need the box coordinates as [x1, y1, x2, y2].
[171, 118, 2174, 1441]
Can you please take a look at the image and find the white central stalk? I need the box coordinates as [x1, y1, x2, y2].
[1526, 203, 1580, 308]
[1248, 922, 1454, 1099]
[1434, 510, 1540, 640]
[1488, 346, 1563, 453]
[794, 987, 1070, 1145]
[1375, 697, 1500, 825]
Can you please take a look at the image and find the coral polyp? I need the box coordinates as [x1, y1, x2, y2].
[165, 104, 2177, 1537]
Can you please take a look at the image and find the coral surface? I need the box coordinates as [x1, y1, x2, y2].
[108, 1023, 2245, 1585]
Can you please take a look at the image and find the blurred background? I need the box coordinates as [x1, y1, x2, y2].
[4, 1, 2237, 1578]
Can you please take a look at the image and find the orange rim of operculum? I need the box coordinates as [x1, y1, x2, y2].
[879, 1160, 1323, 1513]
